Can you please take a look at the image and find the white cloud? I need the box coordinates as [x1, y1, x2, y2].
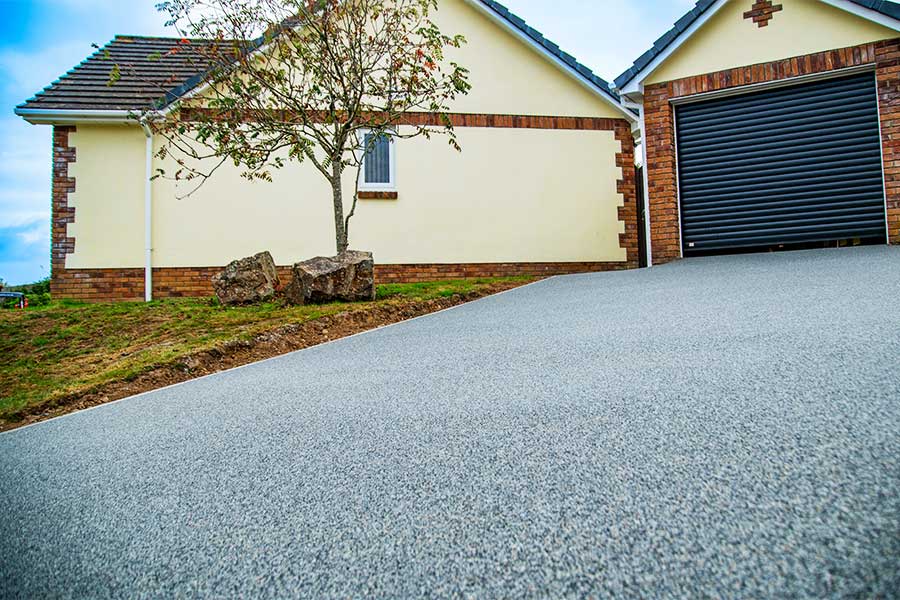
[0, 0, 173, 262]
[16, 221, 49, 246]
[0, 116, 49, 237]
[40, 0, 173, 36]
[0, 202, 49, 230]
[498, 0, 698, 81]
[0, 42, 95, 100]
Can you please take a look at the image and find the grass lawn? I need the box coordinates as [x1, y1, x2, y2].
[0, 277, 530, 426]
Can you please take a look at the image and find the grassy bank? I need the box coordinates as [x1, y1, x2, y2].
[0, 278, 530, 426]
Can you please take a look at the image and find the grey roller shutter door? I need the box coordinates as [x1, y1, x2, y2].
[675, 72, 887, 255]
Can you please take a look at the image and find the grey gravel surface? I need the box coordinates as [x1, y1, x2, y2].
[2, 247, 900, 599]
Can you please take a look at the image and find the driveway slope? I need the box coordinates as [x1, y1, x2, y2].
[2, 247, 899, 598]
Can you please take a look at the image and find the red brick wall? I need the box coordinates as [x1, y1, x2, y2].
[53, 262, 633, 302]
[877, 39, 900, 243]
[643, 40, 899, 263]
[643, 83, 681, 264]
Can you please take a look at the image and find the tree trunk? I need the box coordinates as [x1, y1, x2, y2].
[331, 161, 348, 254]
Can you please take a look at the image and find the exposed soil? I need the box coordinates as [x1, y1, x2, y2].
[2, 281, 526, 432]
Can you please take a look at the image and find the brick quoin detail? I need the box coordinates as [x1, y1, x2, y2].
[614, 121, 639, 266]
[51, 126, 77, 297]
[643, 40, 899, 264]
[50, 115, 638, 301]
[744, 1, 783, 28]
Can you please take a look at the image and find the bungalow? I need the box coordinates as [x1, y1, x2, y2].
[615, 0, 900, 265]
[19, 0, 899, 302]
[15, 0, 640, 301]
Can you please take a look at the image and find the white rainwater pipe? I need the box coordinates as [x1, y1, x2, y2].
[140, 119, 154, 302]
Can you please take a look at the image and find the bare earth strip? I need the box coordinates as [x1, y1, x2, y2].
[0, 279, 529, 431]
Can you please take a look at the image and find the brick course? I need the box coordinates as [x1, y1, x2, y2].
[182, 108, 631, 133]
[49, 116, 638, 301]
[55, 262, 634, 302]
[643, 40, 900, 263]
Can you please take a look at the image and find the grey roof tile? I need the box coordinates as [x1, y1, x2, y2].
[18, 0, 627, 115]
[17, 35, 215, 112]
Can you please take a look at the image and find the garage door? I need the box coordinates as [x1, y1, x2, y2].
[675, 72, 887, 255]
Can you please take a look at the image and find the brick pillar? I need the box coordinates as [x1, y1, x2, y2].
[876, 38, 900, 244]
[643, 82, 681, 264]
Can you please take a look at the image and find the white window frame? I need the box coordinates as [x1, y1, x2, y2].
[358, 129, 397, 192]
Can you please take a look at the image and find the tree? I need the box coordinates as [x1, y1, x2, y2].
[136, 0, 470, 254]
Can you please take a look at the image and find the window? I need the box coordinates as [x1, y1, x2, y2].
[359, 130, 395, 191]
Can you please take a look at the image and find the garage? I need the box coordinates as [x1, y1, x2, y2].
[675, 72, 887, 255]
[615, 0, 900, 265]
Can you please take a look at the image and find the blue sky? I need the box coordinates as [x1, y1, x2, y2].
[0, 0, 694, 285]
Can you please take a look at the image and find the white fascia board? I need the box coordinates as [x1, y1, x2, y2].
[15, 108, 135, 125]
[618, 0, 730, 97]
[820, 0, 900, 31]
[460, 0, 637, 124]
[618, 0, 900, 97]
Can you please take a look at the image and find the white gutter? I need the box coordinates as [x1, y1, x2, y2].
[140, 118, 154, 302]
[14, 108, 133, 125]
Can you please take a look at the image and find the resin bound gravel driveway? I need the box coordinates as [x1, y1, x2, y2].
[2, 247, 899, 599]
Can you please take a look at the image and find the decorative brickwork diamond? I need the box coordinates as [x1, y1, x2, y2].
[744, 0, 783, 27]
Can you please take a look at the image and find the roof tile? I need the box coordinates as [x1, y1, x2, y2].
[18, 0, 626, 115]
[17, 35, 215, 112]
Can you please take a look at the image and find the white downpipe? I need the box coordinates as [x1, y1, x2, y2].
[638, 103, 653, 267]
[140, 119, 153, 302]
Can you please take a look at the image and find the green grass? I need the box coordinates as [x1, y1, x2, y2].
[0, 278, 529, 422]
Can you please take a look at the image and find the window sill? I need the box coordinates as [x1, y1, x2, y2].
[358, 190, 398, 200]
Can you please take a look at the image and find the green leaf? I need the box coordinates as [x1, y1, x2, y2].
[107, 64, 121, 86]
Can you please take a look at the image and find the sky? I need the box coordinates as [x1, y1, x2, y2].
[0, 0, 695, 285]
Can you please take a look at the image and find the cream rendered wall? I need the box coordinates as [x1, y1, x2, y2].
[67, 125, 146, 269]
[66, 0, 630, 270]
[355, 127, 625, 263]
[149, 126, 625, 267]
[646, 0, 899, 85]
[186, 0, 623, 118]
[436, 0, 622, 117]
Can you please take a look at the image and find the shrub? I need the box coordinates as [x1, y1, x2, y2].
[0, 277, 52, 309]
